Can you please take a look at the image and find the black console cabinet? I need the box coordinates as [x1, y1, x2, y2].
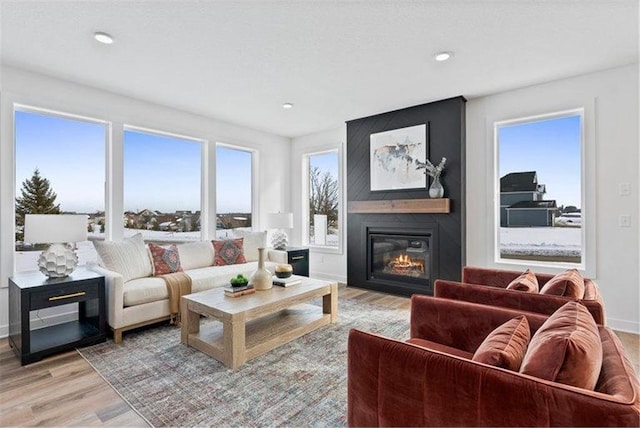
[9, 267, 106, 365]
[286, 247, 309, 277]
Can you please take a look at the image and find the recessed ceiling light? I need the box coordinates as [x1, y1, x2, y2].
[94, 32, 114, 45]
[282, 103, 294, 109]
[434, 51, 452, 62]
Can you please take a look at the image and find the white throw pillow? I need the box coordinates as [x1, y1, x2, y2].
[232, 230, 267, 262]
[93, 233, 153, 282]
[176, 241, 215, 270]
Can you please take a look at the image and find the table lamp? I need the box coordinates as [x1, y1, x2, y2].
[266, 212, 293, 250]
[24, 214, 87, 278]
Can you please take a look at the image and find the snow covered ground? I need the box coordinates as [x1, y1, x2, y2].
[500, 227, 582, 259]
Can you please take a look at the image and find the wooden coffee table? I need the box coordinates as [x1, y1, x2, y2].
[180, 277, 338, 369]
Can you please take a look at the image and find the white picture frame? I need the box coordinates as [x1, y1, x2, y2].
[369, 124, 427, 191]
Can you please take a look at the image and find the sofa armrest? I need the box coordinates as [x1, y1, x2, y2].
[409, 295, 548, 353]
[267, 249, 288, 264]
[435, 279, 606, 325]
[348, 329, 640, 427]
[87, 264, 124, 330]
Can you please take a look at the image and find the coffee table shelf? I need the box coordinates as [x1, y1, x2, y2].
[181, 277, 338, 369]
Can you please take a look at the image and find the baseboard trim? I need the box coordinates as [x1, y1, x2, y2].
[309, 272, 347, 284]
[608, 317, 640, 334]
[0, 310, 78, 339]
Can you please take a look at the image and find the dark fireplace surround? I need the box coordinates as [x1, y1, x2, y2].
[346, 97, 466, 297]
[366, 224, 438, 296]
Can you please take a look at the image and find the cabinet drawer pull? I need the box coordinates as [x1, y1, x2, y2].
[48, 291, 86, 301]
[291, 256, 305, 261]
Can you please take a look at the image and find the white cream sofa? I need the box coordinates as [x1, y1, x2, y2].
[90, 232, 286, 343]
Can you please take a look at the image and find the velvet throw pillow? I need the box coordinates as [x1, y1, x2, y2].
[213, 238, 247, 266]
[472, 315, 531, 371]
[505, 269, 539, 293]
[520, 301, 603, 390]
[148, 243, 183, 276]
[539, 268, 585, 298]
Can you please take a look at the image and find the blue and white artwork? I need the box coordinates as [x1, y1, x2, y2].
[370, 124, 426, 191]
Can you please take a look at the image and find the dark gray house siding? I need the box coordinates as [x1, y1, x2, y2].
[506, 208, 555, 227]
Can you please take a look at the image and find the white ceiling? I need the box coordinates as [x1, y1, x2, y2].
[1, 1, 638, 138]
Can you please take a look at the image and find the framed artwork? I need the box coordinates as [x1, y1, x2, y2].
[370, 123, 427, 191]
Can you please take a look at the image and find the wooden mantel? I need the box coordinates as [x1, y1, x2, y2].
[347, 198, 450, 214]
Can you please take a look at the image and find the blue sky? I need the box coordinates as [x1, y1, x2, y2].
[499, 115, 581, 208]
[310, 151, 339, 179]
[15, 110, 106, 213]
[16, 111, 253, 214]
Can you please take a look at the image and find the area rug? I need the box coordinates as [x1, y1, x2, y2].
[78, 297, 410, 427]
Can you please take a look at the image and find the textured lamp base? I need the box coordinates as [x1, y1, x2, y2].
[38, 243, 79, 278]
[271, 231, 288, 251]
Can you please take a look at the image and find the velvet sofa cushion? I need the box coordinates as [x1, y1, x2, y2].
[505, 269, 539, 293]
[406, 337, 474, 359]
[539, 268, 585, 298]
[472, 315, 531, 371]
[520, 301, 603, 390]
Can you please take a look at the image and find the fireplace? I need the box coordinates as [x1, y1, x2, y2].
[365, 226, 435, 295]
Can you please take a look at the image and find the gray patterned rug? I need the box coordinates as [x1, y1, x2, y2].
[78, 296, 410, 427]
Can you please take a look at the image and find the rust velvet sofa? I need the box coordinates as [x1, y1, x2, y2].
[433, 266, 606, 324]
[347, 296, 639, 427]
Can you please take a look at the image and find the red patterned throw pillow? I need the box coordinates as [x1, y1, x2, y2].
[213, 238, 247, 266]
[148, 243, 183, 276]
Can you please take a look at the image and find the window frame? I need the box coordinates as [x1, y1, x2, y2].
[214, 142, 258, 237]
[122, 124, 206, 241]
[302, 147, 343, 254]
[493, 107, 590, 272]
[13, 104, 109, 273]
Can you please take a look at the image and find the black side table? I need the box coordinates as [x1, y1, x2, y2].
[8, 267, 106, 365]
[286, 247, 310, 277]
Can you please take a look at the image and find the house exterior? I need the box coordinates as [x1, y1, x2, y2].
[500, 171, 558, 227]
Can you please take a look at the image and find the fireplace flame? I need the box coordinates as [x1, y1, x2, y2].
[388, 253, 424, 275]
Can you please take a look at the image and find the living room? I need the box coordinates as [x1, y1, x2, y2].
[1, 1, 639, 426]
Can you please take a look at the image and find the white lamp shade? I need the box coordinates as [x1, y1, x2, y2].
[24, 214, 88, 244]
[266, 212, 293, 229]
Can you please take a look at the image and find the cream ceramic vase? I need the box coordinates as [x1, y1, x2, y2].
[251, 247, 273, 290]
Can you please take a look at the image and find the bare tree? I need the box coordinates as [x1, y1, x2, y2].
[309, 166, 338, 228]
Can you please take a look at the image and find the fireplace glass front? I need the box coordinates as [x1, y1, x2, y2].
[369, 232, 431, 286]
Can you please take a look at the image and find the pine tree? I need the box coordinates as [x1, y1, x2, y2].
[15, 168, 61, 241]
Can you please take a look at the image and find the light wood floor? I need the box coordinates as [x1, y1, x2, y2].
[0, 286, 637, 427]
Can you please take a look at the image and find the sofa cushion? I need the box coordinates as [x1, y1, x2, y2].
[93, 233, 152, 282]
[406, 338, 474, 359]
[505, 269, 539, 293]
[520, 301, 603, 390]
[148, 243, 183, 276]
[472, 315, 531, 371]
[186, 261, 278, 292]
[177, 241, 214, 270]
[232, 230, 267, 262]
[213, 238, 247, 265]
[539, 268, 584, 298]
[123, 276, 169, 307]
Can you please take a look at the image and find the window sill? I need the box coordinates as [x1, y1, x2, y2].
[309, 245, 343, 256]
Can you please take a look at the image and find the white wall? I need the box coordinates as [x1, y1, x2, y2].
[0, 66, 291, 337]
[467, 64, 639, 333]
[291, 126, 347, 283]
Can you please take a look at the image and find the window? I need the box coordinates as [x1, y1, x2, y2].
[216, 145, 254, 238]
[14, 108, 106, 272]
[305, 150, 340, 249]
[123, 128, 202, 242]
[496, 110, 583, 266]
